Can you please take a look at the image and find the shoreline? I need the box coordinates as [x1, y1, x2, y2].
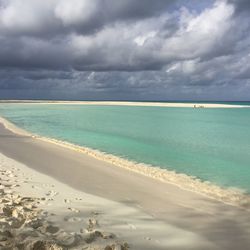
[0, 100, 249, 108]
[1, 115, 249, 210]
[0, 116, 250, 249]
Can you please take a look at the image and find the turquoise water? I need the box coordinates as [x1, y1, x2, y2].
[0, 104, 250, 192]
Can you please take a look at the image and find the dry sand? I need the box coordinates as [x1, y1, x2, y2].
[0, 152, 174, 250]
[0, 153, 219, 250]
[0, 120, 250, 249]
[0, 157, 123, 250]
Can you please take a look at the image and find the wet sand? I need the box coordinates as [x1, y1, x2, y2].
[0, 123, 250, 249]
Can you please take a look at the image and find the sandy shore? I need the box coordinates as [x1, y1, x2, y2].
[0, 121, 250, 249]
[1, 116, 249, 209]
[0, 100, 248, 108]
[0, 153, 130, 249]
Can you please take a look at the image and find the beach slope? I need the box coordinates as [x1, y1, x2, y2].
[0, 122, 250, 249]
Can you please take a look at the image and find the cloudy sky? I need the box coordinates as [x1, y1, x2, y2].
[0, 0, 250, 101]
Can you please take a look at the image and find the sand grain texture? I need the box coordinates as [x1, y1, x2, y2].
[0, 158, 130, 250]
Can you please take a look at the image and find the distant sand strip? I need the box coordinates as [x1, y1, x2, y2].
[0, 100, 249, 108]
[1, 115, 249, 210]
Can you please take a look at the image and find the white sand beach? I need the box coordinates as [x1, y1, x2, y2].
[0, 100, 248, 108]
[1, 0, 250, 249]
[0, 118, 250, 249]
[2, 152, 200, 250]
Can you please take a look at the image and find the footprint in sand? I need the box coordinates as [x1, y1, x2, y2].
[11, 167, 20, 171]
[84, 230, 116, 244]
[42, 183, 55, 188]
[64, 199, 71, 203]
[12, 184, 20, 188]
[75, 198, 82, 201]
[91, 211, 101, 216]
[42, 183, 51, 188]
[67, 207, 80, 213]
[4, 189, 13, 194]
[87, 218, 99, 232]
[64, 217, 83, 222]
[3, 183, 12, 187]
[45, 224, 60, 234]
[31, 185, 43, 190]
[45, 190, 58, 197]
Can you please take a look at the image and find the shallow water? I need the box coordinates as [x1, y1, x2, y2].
[0, 103, 250, 192]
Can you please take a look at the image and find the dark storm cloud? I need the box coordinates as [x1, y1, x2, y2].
[0, 0, 250, 100]
[0, 0, 173, 37]
[228, 0, 250, 13]
[0, 36, 72, 70]
[0, 0, 239, 72]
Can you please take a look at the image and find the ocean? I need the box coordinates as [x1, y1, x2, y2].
[0, 103, 250, 193]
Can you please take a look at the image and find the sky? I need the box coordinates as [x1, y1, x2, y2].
[0, 0, 250, 101]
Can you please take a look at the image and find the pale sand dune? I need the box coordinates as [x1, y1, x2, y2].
[0, 100, 249, 108]
[0, 119, 250, 249]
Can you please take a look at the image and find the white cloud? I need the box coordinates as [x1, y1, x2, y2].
[0, 0, 56, 34]
[161, 1, 235, 59]
[1, 0, 250, 101]
[54, 0, 98, 26]
[134, 31, 157, 46]
[166, 60, 197, 74]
